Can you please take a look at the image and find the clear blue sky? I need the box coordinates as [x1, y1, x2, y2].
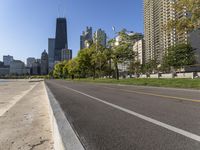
[0, 0, 143, 63]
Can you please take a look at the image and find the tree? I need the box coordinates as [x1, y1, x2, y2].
[63, 63, 69, 78]
[128, 61, 141, 76]
[167, 0, 200, 33]
[109, 30, 135, 80]
[141, 59, 158, 74]
[77, 47, 96, 78]
[163, 44, 196, 70]
[53, 62, 65, 78]
[67, 58, 79, 79]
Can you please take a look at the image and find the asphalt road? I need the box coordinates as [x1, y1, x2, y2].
[45, 80, 200, 150]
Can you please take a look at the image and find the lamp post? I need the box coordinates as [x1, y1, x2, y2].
[112, 26, 120, 79]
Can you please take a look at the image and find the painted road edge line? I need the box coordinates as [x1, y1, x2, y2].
[44, 83, 85, 150]
[62, 85, 200, 143]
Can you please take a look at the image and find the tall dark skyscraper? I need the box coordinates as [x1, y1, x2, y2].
[54, 18, 68, 61]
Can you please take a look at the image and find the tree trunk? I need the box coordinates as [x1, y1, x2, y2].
[109, 59, 112, 79]
[114, 62, 119, 80]
[93, 68, 96, 80]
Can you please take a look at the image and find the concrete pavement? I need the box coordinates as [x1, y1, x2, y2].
[46, 79, 200, 150]
[0, 80, 53, 150]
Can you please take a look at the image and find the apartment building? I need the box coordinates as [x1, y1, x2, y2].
[144, 0, 200, 64]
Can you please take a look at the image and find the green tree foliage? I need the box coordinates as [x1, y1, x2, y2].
[77, 47, 92, 77]
[109, 30, 135, 80]
[77, 43, 108, 79]
[63, 63, 69, 78]
[129, 61, 141, 75]
[67, 58, 79, 79]
[53, 61, 65, 78]
[141, 60, 158, 74]
[167, 0, 200, 33]
[52, 29, 142, 80]
[163, 44, 196, 69]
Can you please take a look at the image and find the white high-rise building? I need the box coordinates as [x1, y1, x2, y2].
[144, 0, 200, 64]
[133, 39, 145, 65]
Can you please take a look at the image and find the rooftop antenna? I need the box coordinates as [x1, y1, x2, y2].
[57, 0, 65, 18]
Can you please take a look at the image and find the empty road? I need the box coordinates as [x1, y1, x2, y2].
[45, 79, 200, 150]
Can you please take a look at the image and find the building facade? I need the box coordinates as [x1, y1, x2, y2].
[54, 18, 68, 61]
[0, 61, 9, 76]
[94, 29, 107, 47]
[10, 60, 28, 75]
[80, 27, 93, 49]
[26, 57, 36, 68]
[48, 38, 55, 72]
[133, 39, 145, 65]
[0, 61, 3, 67]
[0, 67, 9, 76]
[41, 50, 48, 75]
[32, 60, 41, 75]
[144, 0, 200, 64]
[114, 32, 143, 74]
[3, 55, 14, 66]
[61, 48, 72, 61]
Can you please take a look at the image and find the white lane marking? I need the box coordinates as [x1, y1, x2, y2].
[59, 84, 200, 143]
[0, 82, 38, 117]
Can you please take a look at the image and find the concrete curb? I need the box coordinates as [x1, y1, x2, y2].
[44, 82, 85, 150]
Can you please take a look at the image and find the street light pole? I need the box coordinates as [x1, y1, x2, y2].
[112, 26, 119, 79]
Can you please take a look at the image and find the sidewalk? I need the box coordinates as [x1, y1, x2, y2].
[0, 80, 53, 150]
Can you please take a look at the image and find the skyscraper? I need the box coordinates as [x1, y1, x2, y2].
[26, 57, 36, 68]
[80, 27, 93, 49]
[32, 60, 40, 75]
[94, 29, 107, 47]
[61, 48, 72, 61]
[144, 0, 200, 64]
[54, 18, 68, 61]
[144, 0, 166, 63]
[48, 38, 55, 72]
[41, 50, 48, 75]
[133, 39, 145, 65]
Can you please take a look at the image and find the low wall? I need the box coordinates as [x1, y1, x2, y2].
[136, 72, 198, 79]
[149, 74, 160, 78]
[139, 74, 147, 78]
[175, 72, 194, 79]
[197, 72, 200, 77]
[160, 73, 174, 79]
[44, 83, 84, 150]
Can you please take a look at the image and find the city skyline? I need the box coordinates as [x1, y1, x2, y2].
[0, 0, 143, 62]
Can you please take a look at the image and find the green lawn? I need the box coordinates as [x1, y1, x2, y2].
[70, 78, 200, 89]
